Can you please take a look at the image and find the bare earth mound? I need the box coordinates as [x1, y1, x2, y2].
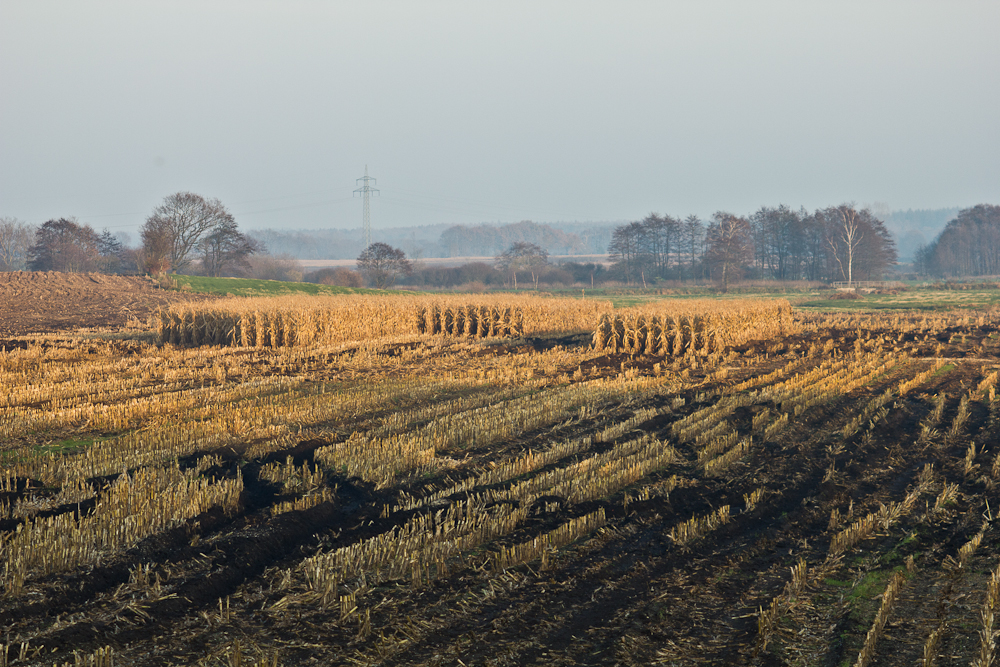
[0, 271, 215, 335]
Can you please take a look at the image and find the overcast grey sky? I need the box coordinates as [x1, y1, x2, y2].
[2, 1, 998, 237]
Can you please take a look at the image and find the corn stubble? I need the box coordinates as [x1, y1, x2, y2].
[4, 297, 1000, 664]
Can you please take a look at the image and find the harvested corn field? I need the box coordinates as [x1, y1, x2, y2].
[3, 294, 1000, 666]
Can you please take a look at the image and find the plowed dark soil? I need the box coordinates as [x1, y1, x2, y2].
[0, 271, 215, 335]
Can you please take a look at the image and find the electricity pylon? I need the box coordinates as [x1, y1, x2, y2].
[354, 166, 379, 250]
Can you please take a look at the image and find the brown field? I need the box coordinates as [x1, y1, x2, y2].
[3, 275, 1000, 666]
[0, 272, 216, 337]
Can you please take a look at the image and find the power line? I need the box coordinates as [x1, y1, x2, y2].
[353, 166, 379, 249]
[235, 196, 356, 216]
[81, 210, 146, 219]
[377, 194, 590, 223]
[387, 187, 539, 214]
[229, 181, 358, 206]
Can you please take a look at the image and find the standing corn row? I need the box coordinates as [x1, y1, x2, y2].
[414, 304, 525, 339]
[592, 299, 794, 357]
[159, 294, 609, 348]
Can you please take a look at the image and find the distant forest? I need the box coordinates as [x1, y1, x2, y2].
[605, 205, 898, 286]
[883, 207, 961, 263]
[249, 221, 618, 260]
[248, 208, 959, 265]
[915, 205, 1000, 277]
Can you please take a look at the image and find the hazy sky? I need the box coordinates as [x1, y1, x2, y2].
[2, 2, 998, 237]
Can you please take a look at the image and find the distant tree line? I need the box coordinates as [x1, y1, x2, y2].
[385, 261, 606, 290]
[440, 221, 585, 257]
[915, 205, 1000, 277]
[251, 228, 370, 261]
[13, 200, 1000, 287]
[2, 192, 270, 277]
[252, 221, 617, 260]
[0, 216, 137, 274]
[305, 257, 610, 290]
[607, 204, 898, 287]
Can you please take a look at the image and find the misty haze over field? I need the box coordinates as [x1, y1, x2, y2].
[246, 207, 957, 265]
[1, 3, 997, 244]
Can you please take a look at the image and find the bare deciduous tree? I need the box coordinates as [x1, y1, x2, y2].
[607, 222, 644, 285]
[705, 212, 753, 292]
[357, 243, 411, 288]
[0, 217, 35, 271]
[495, 241, 549, 289]
[141, 192, 235, 273]
[683, 215, 705, 281]
[816, 204, 897, 283]
[826, 205, 865, 286]
[199, 219, 263, 277]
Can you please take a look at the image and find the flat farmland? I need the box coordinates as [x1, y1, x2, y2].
[2, 285, 1000, 666]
